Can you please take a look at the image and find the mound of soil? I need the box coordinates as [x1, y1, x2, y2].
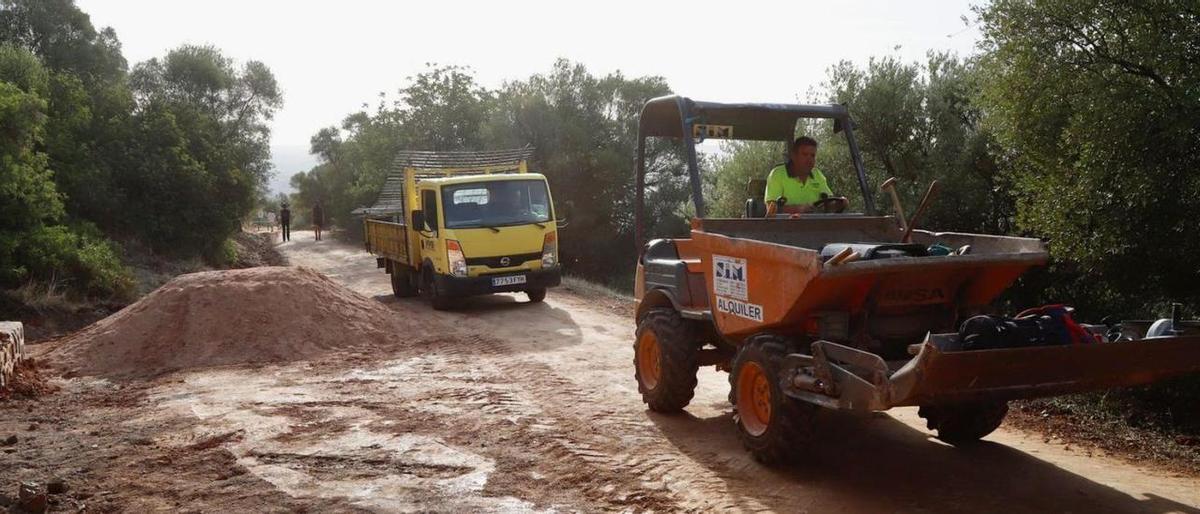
[44, 267, 416, 378]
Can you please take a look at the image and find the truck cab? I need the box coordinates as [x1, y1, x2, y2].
[360, 148, 561, 309]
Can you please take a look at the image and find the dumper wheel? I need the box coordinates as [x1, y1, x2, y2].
[634, 309, 700, 413]
[919, 401, 1009, 444]
[390, 265, 418, 298]
[731, 334, 816, 466]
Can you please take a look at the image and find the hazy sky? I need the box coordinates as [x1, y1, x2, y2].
[76, 0, 983, 193]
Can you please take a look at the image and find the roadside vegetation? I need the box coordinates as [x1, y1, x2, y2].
[0, 0, 282, 317]
[1, 0, 1196, 456]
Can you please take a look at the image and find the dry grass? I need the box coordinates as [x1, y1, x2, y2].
[1009, 395, 1200, 476]
[10, 278, 86, 314]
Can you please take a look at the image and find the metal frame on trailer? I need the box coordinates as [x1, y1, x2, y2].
[354, 146, 535, 218]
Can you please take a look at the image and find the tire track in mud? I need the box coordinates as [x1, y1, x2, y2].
[385, 345, 683, 510]
[489, 358, 761, 512]
[400, 318, 762, 512]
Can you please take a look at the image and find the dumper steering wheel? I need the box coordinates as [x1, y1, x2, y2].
[812, 196, 849, 213]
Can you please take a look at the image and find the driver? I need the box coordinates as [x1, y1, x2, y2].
[489, 187, 526, 216]
[764, 137, 847, 214]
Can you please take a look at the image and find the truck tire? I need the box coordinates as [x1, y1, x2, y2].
[731, 334, 817, 466]
[633, 309, 700, 413]
[525, 288, 547, 303]
[390, 265, 418, 298]
[918, 401, 1009, 444]
[420, 265, 454, 311]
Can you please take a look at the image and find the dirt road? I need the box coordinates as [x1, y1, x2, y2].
[6, 230, 1199, 512]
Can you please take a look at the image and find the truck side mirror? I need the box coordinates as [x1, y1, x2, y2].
[557, 200, 574, 228]
[411, 210, 425, 231]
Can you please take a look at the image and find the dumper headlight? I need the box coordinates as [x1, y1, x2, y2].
[541, 232, 558, 268]
[446, 240, 468, 277]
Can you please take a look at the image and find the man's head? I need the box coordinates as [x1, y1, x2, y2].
[788, 136, 819, 176]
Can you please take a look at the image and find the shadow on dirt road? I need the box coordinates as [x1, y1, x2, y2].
[650, 408, 1200, 513]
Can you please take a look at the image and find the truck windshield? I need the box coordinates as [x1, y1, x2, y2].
[441, 180, 552, 229]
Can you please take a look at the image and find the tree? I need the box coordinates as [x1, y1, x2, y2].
[0, 44, 60, 237]
[976, 0, 1200, 316]
[0, 0, 133, 228]
[121, 45, 282, 257]
[711, 54, 1012, 235]
[483, 59, 686, 285]
[0, 44, 130, 298]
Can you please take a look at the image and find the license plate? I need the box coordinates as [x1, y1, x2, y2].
[491, 275, 527, 287]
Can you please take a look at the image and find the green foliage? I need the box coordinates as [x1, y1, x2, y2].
[15, 224, 134, 299]
[712, 54, 1011, 234]
[1, 0, 133, 227]
[976, 0, 1200, 317]
[710, 141, 782, 218]
[119, 44, 280, 258]
[484, 60, 687, 282]
[818, 54, 1011, 233]
[1, 1, 279, 302]
[0, 49, 60, 231]
[0, 45, 131, 298]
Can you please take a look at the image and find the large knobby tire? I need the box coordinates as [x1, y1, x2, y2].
[525, 288, 547, 303]
[731, 334, 817, 466]
[633, 309, 700, 413]
[390, 265, 418, 298]
[918, 401, 1009, 444]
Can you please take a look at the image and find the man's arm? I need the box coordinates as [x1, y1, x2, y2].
[764, 169, 783, 203]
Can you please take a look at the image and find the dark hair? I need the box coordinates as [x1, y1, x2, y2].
[790, 136, 819, 153]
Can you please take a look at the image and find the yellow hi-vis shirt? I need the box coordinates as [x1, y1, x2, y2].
[764, 164, 833, 206]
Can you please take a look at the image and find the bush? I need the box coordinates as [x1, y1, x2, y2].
[204, 238, 239, 268]
[10, 224, 134, 300]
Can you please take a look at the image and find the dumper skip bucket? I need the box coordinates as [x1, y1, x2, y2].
[783, 334, 1200, 411]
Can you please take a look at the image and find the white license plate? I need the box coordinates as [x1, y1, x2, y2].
[491, 275, 527, 287]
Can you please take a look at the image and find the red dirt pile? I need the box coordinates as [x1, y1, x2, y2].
[44, 267, 418, 377]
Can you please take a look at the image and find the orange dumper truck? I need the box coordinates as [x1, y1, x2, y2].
[629, 96, 1200, 465]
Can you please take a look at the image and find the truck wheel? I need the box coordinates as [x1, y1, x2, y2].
[390, 265, 418, 298]
[633, 309, 699, 413]
[731, 334, 816, 466]
[525, 288, 547, 303]
[420, 265, 454, 311]
[918, 401, 1009, 444]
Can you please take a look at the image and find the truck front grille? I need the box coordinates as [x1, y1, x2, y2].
[466, 252, 542, 268]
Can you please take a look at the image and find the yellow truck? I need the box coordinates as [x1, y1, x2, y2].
[359, 148, 561, 310]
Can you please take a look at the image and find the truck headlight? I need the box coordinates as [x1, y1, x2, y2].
[447, 240, 468, 277]
[541, 232, 557, 268]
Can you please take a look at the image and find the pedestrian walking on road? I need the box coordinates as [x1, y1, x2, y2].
[280, 202, 292, 242]
[312, 201, 325, 241]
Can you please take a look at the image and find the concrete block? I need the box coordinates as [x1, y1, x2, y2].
[0, 321, 24, 389]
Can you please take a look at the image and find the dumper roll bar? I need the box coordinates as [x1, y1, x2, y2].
[633, 96, 876, 252]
